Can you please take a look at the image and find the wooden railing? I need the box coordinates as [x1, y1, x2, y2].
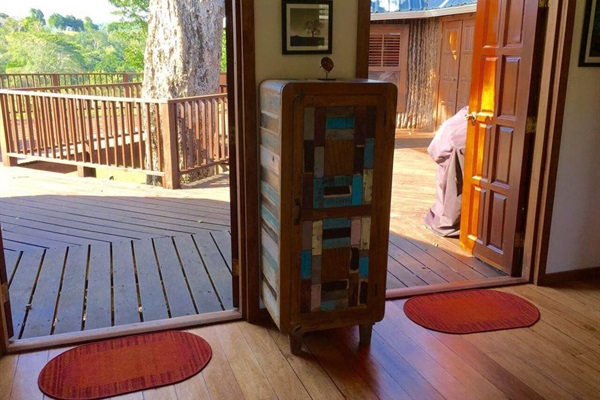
[0, 89, 228, 189]
[0, 73, 142, 90]
[20, 82, 143, 98]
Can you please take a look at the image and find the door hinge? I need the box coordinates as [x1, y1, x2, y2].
[539, 0, 549, 8]
[526, 117, 537, 134]
[515, 232, 525, 248]
[1, 283, 8, 304]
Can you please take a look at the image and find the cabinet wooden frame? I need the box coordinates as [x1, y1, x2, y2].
[258, 80, 397, 351]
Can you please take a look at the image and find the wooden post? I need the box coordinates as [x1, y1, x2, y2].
[356, 0, 371, 79]
[0, 96, 17, 167]
[51, 74, 60, 93]
[161, 101, 180, 189]
[0, 227, 14, 355]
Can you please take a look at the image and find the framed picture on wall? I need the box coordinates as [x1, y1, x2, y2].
[579, 0, 600, 66]
[282, 1, 333, 54]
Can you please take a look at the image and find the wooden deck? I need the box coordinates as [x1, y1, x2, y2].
[0, 134, 503, 340]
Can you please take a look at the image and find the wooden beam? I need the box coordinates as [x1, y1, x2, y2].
[523, 0, 576, 285]
[8, 310, 242, 354]
[386, 277, 529, 299]
[0, 228, 13, 356]
[356, 0, 371, 78]
[161, 101, 180, 189]
[225, 0, 240, 309]
[237, 0, 263, 323]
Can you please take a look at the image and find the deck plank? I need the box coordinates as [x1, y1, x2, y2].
[1, 230, 74, 250]
[133, 238, 169, 322]
[173, 235, 223, 314]
[112, 241, 141, 326]
[389, 235, 466, 282]
[386, 271, 406, 289]
[193, 232, 233, 310]
[211, 231, 232, 273]
[1, 197, 219, 238]
[387, 254, 427, 288]
[0, 201, 152, 242]
[57, 196, 231, 227]
[8, 248, 45, 337]
[4, 249, 21, 282]
[53, 245, 89, 335]
[84, 242, 112, 330]
[21, 247, 67, 339]
[387, 240, 446, 285]
[153, 237, 197, 318]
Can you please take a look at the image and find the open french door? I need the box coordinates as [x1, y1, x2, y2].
[460, 0, 545, 275]
[0, 227, 14, 354]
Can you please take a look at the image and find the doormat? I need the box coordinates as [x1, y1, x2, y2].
[38, 330, 212, 400]
[403, 289, 540, 334]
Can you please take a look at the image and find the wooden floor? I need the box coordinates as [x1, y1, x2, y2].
[1, 280, 598, 400]
[0, 135, 503, 339]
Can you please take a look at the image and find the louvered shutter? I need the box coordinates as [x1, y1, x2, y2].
[368, 26, 408, 113]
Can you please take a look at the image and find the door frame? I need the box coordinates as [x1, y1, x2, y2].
[523, 0, 578, 284]
[238, 0, 372, 321]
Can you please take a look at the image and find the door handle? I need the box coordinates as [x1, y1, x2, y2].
[465, 111, 478, 125]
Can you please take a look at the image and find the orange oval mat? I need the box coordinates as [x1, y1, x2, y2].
[38, 330, 211, 400]
[403, 289, 540, 334]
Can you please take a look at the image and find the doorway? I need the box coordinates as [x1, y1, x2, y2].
[0, 1, 241, 350]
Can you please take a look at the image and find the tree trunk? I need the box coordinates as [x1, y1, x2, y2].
[142, 0, 225, 185]
[142, 0, 225, 99]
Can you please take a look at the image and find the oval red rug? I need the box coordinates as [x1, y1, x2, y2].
[38, 330, 211, 400]
[403, 289, 540, 334]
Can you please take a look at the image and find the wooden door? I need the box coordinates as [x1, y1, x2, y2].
[437, 20, 463, 124]
[460, 0, 542, 274]
[456, 18, 475, 111]
[437, 16, 476, 128]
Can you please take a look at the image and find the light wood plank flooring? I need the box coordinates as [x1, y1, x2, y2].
[1, 280, 598, 400]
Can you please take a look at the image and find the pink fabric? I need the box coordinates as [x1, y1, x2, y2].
[424, 107, 468, 237]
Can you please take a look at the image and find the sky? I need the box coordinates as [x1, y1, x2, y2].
[1, 0, 119, 24]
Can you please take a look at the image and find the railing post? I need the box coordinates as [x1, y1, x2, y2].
[161, 101, 180, 189]
[0, 95, 17, 167]
[50, 74, 60, 93]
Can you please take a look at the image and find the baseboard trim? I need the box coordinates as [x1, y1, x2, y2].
[385, 276, 528, 299]
[541, 266, 600, 286]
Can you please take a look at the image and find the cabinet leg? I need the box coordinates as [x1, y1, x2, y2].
[359, 323, 373, 345]
[289, 332, 303, 355]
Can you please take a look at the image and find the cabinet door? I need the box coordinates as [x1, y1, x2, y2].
[289, 93, 391, 330]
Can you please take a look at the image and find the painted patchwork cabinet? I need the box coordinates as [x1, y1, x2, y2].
[259, 80, 397, 354]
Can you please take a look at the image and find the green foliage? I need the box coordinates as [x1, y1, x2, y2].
[107, 0, 148, 73]
[0, 14, 138, 73]
[0, 1, 227, 75]
[221, 30, 227, 72]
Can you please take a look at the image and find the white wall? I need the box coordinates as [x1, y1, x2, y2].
[546, 0, 600, 273]
[255, 0, 359, 85]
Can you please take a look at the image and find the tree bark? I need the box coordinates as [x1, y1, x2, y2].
[142, 0, 224, 185]
[142, 0, 225, 99]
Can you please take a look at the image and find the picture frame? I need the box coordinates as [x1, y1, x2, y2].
[282, 0, 333, 55]
[579, 0, 600, 66]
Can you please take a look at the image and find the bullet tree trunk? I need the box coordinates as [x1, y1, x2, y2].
[142, 0, 224, 98]
[142, 0, 225, 184]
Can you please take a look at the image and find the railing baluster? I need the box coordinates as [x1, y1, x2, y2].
[126, 101, 135, 168]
